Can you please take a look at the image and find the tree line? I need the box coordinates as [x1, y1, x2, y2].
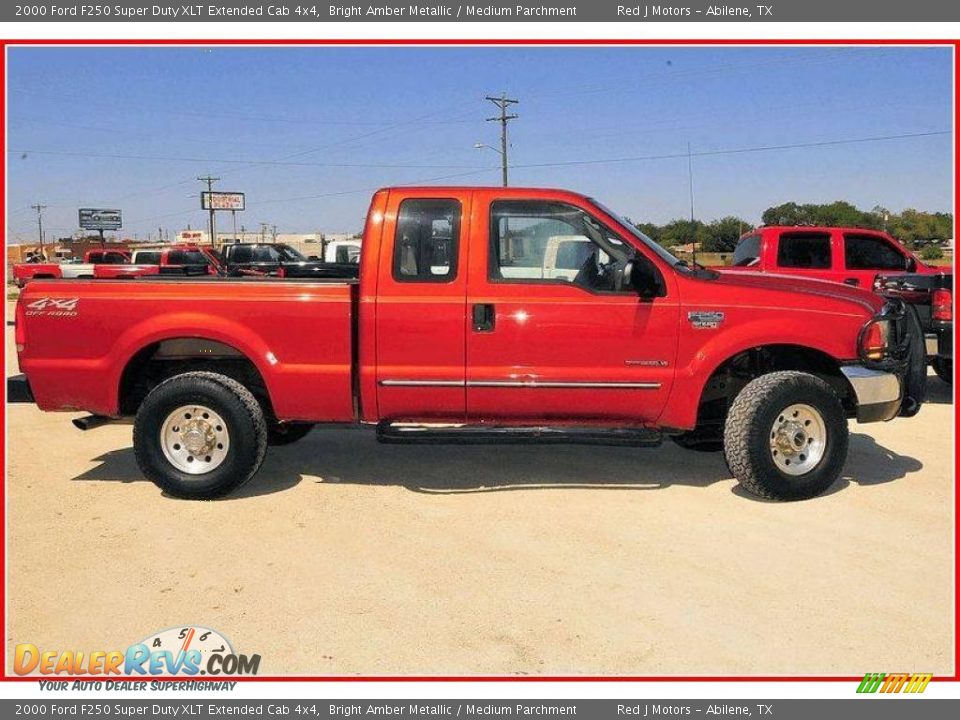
[633, 201, 953, 254]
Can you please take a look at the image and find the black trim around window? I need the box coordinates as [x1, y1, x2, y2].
[487, 199, 639, 295]
[392, 198, 461, 284]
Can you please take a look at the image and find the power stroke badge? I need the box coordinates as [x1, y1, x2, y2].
[687, 310, 725, 329]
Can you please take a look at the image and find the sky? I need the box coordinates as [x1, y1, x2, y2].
[5, 45, 954, 242]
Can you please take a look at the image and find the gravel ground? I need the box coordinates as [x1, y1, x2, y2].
[5, 321, 954, 676]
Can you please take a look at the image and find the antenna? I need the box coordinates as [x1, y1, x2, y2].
[687, 141, 697, 267]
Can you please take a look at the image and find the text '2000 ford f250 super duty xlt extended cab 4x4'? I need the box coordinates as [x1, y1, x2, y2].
[9, 187, 927, 501]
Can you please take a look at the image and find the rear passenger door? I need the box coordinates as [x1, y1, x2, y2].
[374, 192, 469, 422]
[772, 230, 842, 283]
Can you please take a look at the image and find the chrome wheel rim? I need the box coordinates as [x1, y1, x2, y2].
[769, 403, 826, 476]
[160, 404, 230, 475]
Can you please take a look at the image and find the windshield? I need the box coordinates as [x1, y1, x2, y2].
[277, 244, 305, 262]
[588, 199, 690, 271]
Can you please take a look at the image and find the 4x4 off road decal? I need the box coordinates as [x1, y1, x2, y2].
[24, 297, 79, 317]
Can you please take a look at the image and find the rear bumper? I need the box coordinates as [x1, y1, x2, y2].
[7, 374, 35, 404]
[840, 365, 902, 423]
[925, 321, 952, 360]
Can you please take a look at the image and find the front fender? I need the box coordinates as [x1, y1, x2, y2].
[658, 311, 863, 430]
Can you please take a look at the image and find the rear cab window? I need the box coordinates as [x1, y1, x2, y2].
[776, 232, 832, 269]
[392, 198, 461, 282]
[733, 234, 761, 267]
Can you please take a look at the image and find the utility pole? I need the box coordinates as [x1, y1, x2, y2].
[260, 223, 268, 243]
[198, 175, 220, 248]
[271, 225, 277, 242]
[31, 203, 47, 257]
[240, 225, 246, 243]
[485, 93, 519, 187]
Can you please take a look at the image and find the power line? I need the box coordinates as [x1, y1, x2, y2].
[508, 129, 952, 172]
[485, 94, 519, 187]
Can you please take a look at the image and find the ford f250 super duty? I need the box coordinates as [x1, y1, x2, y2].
[9, 187, 926, 501]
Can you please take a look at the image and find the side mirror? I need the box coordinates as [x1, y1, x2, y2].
[307, 255, 320, 261]
[625, 258, 666, 298]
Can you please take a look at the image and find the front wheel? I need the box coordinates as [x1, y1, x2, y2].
[724, 371, 848, 501]
[133, 371, 268, 499]
[933, 358, 953, 385]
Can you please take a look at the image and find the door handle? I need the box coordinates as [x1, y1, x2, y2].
[472, 303, 495, 332]
[843, 278, 860, 286]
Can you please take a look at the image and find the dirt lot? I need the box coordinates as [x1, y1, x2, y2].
[4, 321, 955, 676]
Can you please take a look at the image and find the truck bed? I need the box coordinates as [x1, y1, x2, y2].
[17, 277, 358, 422]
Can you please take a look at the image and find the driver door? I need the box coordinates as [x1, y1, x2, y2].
[465, 196, 679, 423]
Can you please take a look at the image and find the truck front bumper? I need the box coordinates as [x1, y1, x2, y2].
[841, 366, 902, 423]
[845, 299, 927, 423]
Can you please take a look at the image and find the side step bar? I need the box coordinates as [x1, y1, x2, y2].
[376, 422, 662, 447]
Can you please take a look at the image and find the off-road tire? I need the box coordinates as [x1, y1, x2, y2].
[670, 427, 724, 452]
[933, 358, 953, 385]
[724, 371, 848, 501]
[267, 422, 315, 446]
[133, 371, 268, 499]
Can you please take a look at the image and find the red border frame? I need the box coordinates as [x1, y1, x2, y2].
[0, 36, 957, 684]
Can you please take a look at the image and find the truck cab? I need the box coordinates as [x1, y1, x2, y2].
[730, 226, 934, 288]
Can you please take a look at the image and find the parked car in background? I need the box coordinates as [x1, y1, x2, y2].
[12, 249, 131, 287]
[726, 226, 938, 288]
[220, 242, 358, 279]
[10, 187, 926, 502]
[323, 239, 362, 264]
[875, 270, 953, 384]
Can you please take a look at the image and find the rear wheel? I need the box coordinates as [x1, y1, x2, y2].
[133, 371, 268, 499]
[932, 358, 953, 384]
[724, 371, 848, 501]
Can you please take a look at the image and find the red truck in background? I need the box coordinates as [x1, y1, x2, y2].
[13, 249, 131, 287]
[727, 226, 952, 382]
[94, 246, 222, 280]
[13, 246, 221, 285]
[9, 187, 926, 502]
[727, 226, 937, 287]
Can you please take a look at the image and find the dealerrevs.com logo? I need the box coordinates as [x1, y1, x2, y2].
[14, 626, 261, 676]
[857, 672, 932, 694]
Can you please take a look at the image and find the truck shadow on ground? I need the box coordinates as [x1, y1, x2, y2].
[924, 375, 953, 405]
[72, 429, 922, 502]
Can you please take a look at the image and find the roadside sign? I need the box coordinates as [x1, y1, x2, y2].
[78, 208, 122, 231]
[201, 192, 245, 211]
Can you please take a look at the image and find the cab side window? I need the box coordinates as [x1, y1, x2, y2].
[777, 232, 832, 269]
[845, 234, 909, 271]
[489, 200, 632, 293]
[393, 199, 460, 282]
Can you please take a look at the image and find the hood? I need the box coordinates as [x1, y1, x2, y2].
[708, 270, 885, 314]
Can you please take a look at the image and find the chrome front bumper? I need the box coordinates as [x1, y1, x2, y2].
[840, 365, 902, 423]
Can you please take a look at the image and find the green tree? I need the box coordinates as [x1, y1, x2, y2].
[703, 216, 750, 252]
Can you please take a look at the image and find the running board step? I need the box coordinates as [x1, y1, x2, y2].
[376, 423, 662, 447]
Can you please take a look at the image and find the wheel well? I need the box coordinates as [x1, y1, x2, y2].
[118, 338, 275, 419]
[694, 345, 853, 430]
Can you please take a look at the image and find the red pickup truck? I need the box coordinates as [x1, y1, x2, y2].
[9, 187, 926, 501]
[13, 249, 131, 287]
[727, 226, 937, 288]
[94, 246, 222, 280]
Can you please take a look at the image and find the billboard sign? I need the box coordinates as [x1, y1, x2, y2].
[78, 208, 122, 231]
[201, 192, 245, 211]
